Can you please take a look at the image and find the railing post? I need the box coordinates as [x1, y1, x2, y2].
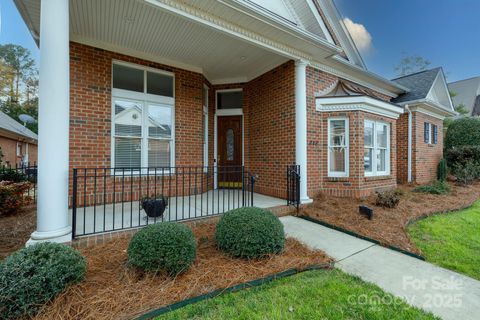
[71, 169, 78, 239]
[250, 174, 255, 207]
[242, 166, 245, 206]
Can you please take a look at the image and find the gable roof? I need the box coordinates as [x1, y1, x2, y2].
[448, 76, 480, 115]
[391, 68, 442, 103]
[391, 67, 454, 115]
[0, 111, 38, 142]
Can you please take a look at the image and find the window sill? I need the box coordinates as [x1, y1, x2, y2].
[326, 176, 350, 182]
[364, 175, 392, 181]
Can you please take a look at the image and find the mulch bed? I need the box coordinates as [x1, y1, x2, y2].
[0, 205, 36, 260]
[34, 223, 331, 320]
[303, 182, 480, 255]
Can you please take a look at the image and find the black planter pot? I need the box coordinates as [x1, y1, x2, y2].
[141, 198, 168, 218]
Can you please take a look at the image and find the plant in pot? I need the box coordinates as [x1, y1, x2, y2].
[140, 194, 168, 218]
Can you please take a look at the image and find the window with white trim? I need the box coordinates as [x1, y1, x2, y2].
[203, 85, 209, 169]
[328, 118, 349, 177]
[424, 122, 438, 144]
[364, 120, 390, 176]
[112, 62, 174, 169]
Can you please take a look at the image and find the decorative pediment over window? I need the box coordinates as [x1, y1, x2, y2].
[316, 79, 374, 97]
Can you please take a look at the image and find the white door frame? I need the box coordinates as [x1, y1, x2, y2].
[214, 89, 244, 189]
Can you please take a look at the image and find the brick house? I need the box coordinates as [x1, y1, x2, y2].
[0, 111, 37, 166]
[14, 0, 454, 244]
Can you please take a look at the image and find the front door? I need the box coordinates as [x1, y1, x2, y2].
[217, 116, 242, 188]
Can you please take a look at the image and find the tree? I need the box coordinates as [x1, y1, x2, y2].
[0, 44, 39, 133]
[0, 44, 36, 102]
[394, 55, 431, 77]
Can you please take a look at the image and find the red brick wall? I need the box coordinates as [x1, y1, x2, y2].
[245, 61, 296, 198]
[412, 112, 443, 184]
[396, 111, 444, 185]
[306, 67, 397, 198]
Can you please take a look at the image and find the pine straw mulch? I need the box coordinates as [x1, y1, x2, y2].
[0, 205, 36, 260]
[304, 182, 480, 255]
[34, 223, 332, 320]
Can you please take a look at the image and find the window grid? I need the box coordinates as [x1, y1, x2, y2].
[112, 62, 174, 169]
[364, 120, 390, 177]
[328, 118, 349, 177]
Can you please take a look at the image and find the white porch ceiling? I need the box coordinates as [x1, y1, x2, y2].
[18, 0, 296, 83]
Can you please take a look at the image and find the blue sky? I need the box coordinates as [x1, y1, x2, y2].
[1, 0, 479, 82]
[336, 0, 480, 82]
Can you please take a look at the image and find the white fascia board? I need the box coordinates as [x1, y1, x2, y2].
[401, 100, 457, 120]
[316, 96, 404, 119]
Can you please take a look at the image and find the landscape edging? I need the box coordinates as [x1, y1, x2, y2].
[136, 263, 333, 320]
[299, 215, 425, 261]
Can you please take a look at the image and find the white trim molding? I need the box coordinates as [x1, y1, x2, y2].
[398, 100, 456, 120]
[316, 96, 404, 119]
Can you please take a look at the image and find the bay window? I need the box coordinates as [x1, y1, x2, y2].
[112, 62, 174, 169]
[364, 120, 390, 176]
[328, 118, 349, 177]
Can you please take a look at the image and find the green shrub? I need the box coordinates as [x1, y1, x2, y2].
[0, 181, 32, 216]
[451, 161, 480, 185]
[127, 222, 196, 275]
[445, 117, 480, 150]
[0, 168, 27, 182]
[413, 181, 451, 194]
[375, 189, 401, 208]
[437, 158, 448, 182]
[446, 146, 480, 168]
[0, 242, 86, 320]
[215, 207, 285, 259]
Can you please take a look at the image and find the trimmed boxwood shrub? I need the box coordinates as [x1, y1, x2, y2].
[375, 189, 401, 208]
[0, 242, 86, 320]
[215, 207, 285, 259]
[127, 222, 196, 275]
[445, 117, 480, 150]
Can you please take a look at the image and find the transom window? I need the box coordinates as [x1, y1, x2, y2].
[112, 62, 174, 169]
[217, 90, 243, 109]
[364, 120, 390, 176]
[328, 118, 349, 177]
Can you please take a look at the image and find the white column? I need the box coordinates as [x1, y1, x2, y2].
[295, 60, 312, 204]
[27, 0, 71, 245]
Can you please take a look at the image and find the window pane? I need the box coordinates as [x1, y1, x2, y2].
[376, 149, 386, 172]
[203, 87, 208, 107]
[329, 147, 345, 172]
[364, 121, 374, 147]
[148, 139, 170, 167]
[330, 120, 346, 146]
[114, 100, 142, 137]
[148, 104, 172, 139]
[147, 72, 173, 97]
[203, 113, 208, 166]
[364, 148, 372, 172]
[115, 137, 141, 168]
[377, 124, 387, 148]
[218, 91, 242, 109]
[226, 128, 234, 161]
[112, 64, 144, 92]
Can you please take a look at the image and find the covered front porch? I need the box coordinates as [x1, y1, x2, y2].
[20, 0, 327, 243]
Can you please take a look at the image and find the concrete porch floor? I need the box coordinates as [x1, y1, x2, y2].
[70, 190, 285, 236]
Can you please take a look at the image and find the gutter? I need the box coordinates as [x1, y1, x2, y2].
[406, 104, 412, 183]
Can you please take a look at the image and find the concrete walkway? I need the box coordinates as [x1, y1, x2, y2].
[280, 216, 480, 320]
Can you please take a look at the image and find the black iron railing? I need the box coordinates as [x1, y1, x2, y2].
[287, 164, 300, 212]
[0, 162, 37, 202]
[71, 166, 256, 238]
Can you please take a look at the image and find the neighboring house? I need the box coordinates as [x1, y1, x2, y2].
[448, 76, 480, 116]
[0, 111, 38, 166]
[14, 0, 455, 244]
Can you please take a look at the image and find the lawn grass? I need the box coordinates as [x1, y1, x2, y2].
[156, 269, 437, 320]
[408, 200, 480, 280]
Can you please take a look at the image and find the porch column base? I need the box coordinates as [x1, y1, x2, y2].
[26, 226, 72, 246]
[300, 197, 313, 205]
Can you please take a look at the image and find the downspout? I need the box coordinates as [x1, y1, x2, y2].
[406, 104, 412, 183]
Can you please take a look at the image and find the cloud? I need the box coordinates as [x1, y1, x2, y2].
[342, 18, 372, 54]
